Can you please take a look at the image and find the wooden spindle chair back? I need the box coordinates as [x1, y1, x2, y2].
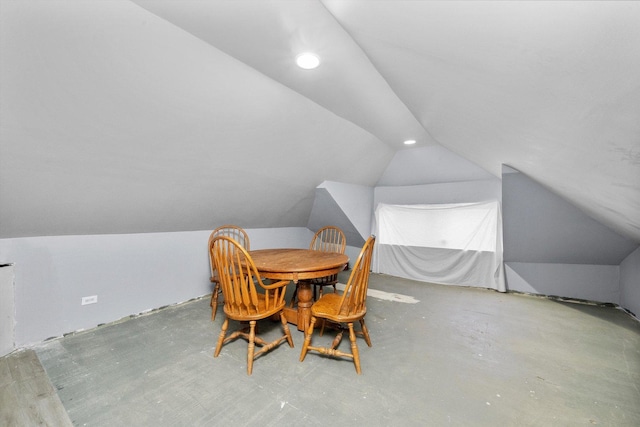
[336, 235, 375, 319]
[299, 236, 376, 374]
[212, 236, 286, 318]
[211, 236, 293, 375]
[208, 225, 250, 320]
[310, 226, 347, 254]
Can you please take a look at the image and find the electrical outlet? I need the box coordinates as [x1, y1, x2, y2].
[81, 295, 98, 305]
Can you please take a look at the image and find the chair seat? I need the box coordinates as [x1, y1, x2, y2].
[224, 294, 286, 321]
[311, 293, 366, 323]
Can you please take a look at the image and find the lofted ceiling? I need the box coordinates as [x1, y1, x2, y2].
[1, 1, 639, 243]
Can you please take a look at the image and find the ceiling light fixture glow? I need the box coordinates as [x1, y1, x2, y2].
[404, 139, 417, 145]
[296, 52, 320, 70]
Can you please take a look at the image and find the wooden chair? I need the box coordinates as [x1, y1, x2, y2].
[299, 236, 375, 374]
[211, 235, 294, 375]
[208, 225, 250, 321]
[291, 226, 346, 306]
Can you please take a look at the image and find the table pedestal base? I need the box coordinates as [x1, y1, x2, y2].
[282, 281, 313, 331]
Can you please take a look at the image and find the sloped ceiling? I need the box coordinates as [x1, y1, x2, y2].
[1, 1, 639, 243]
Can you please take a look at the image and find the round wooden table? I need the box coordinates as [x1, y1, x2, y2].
[249, 249, 349, 331]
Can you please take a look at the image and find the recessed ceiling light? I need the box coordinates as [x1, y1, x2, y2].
[403, 139, 417, 145]
[296, 52, 320, 70]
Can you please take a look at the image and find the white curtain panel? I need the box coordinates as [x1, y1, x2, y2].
[373, 201, 505, 292]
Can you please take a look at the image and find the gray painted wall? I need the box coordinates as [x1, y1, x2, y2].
[503, 169, 638, 265]
[505, 263, 620, 303]
[0, 227, 311, 348]
[307, 181, 373, 248]
[318, 181, 374, 245]
[306, 181, 375, 267]
[621, 247, 640, 317]
[0, 265, 14, 356]
[503, 168, 639, 307]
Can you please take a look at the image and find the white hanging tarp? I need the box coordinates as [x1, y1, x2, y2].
[373, 201, 505, 292]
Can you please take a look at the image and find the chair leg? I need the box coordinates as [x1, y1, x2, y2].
[299, 316, 317, 361]
[359, 318, 372, 347]
[280, 312, 294, 347]
[348, 323, 362, 374]
[247, 320, 257, 375]
[210, 284, 220, 321]
[214, 317, 229, 357]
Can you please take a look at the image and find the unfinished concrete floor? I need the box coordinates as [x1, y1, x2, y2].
[5, 273, 640, 426]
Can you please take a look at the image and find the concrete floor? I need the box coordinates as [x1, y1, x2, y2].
[5, 272, 640, 426]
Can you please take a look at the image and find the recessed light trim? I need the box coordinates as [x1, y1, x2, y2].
[296, 52, 320, 70]
[403, 139, 417, 145]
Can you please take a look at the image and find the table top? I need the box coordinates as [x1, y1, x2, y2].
[249, 248, 348, 282]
